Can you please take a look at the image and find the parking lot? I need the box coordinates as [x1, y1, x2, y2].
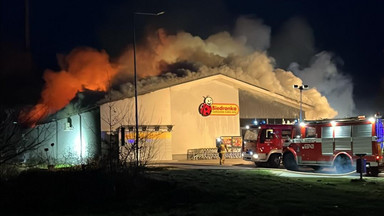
[150, 158, 384, 178]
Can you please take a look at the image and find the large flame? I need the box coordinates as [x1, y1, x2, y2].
[20, 48, 119, 127]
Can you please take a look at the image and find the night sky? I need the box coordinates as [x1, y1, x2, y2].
[1, 0, 384, 116]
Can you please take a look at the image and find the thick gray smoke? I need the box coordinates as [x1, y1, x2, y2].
[234, 16, 271, 51]
[289, 52, 355, 117]
[111, 16, 339, 119]
[269, 17, 316, 69]
[269, 17, 355, 117]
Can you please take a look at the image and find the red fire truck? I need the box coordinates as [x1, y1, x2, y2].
[242, 124, 294, 168]
[242, 116, 384, 176]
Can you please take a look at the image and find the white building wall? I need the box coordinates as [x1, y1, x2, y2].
[170, 80, 240, 159]
[100, 88, 173, 160]
[239, 90, 301, 119]
[26, 109, 100, 165]
[100, 88, 172, 131]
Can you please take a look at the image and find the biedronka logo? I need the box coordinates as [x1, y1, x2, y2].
[198, 96, 239, 117]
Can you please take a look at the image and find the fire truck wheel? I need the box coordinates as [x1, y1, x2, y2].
[283, 152, 298, 171]
[267, 154, 281, 168]
[334, 155, 353, 173]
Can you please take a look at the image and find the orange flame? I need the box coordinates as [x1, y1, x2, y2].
[20, 48, 119, 127]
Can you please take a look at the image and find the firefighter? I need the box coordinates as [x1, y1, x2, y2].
[218, 140, 229, 165]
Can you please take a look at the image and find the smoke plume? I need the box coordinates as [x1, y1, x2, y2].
[269, 17, 355, 117]
[289, 52, 355, 117]
[114, 17, 338, 119]
[269, 17, 316, 69]
[22, 16, 344, 126]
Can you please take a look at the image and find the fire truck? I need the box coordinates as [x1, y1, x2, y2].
[242, 124, 294, 168]
[242, 116, 384, 176]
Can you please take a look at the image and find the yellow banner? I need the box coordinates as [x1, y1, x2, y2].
[211, 103, 239, 116]
[125, 131, 171, 140]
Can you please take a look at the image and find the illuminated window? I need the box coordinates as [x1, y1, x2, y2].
[64, 117, 73, 131]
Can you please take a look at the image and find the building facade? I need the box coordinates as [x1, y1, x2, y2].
[100, 74, 308, 160]
[26, 74, 310, 164]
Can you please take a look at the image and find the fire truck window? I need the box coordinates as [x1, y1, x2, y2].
[266, 129, 274, 139]
[293, 127, 301, 138]
[306, 127, 317, 138]
[282, 130, 291, 137]
[260, 129, 266, 143]
[244, 129, 258, 141]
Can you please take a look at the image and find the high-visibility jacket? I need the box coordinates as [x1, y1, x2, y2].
[218, 144, 228, 153]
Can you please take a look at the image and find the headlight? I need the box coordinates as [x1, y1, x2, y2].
[249, 151, 253, 155]
[253, 154, 258, 159]
[241, 152, 245, 157]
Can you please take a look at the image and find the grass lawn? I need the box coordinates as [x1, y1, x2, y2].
[1, 167, 384, 215]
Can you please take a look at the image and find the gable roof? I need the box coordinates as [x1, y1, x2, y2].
[127, 73, 312, 111]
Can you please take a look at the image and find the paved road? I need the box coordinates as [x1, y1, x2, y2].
[150, 158, 254, 170]
[150, 158, 384, 178]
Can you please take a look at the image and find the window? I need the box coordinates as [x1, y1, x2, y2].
[266, 129, 274, 139]
[306, 127, 317, 138]
[260, 129, 266, 143]
[282, 129, 292, 139]
[260, 129, 273, 143]
[244, 129, 258, 141]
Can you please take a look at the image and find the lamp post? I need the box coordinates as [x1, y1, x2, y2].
[133, 11, 164, 167]
[293, 84, 309, 123]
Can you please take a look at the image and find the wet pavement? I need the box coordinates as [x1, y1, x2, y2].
[149, 158, 255, 169]
[149, 158, 384, 178]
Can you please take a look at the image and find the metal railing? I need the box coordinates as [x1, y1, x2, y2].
[187, 147, 242, 160]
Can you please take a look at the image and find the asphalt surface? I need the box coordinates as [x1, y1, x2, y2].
[150, 158, 384, 178]
[150, 158, 254, 169]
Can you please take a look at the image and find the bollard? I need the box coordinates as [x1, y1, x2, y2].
[356, 154, 367, 181]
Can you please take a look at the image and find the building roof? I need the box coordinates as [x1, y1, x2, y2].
[44, 73, 311, 124]
[103, 73, 312, 111]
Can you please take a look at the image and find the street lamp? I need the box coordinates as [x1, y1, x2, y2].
[293, 84, 309, 123]
[133, 11, 164, 167]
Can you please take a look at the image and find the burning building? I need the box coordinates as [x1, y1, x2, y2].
[99, 73, 312, 160]
[19, 22, 343, 164]
[24, 72, 319, 164]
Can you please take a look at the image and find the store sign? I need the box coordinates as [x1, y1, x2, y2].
[198, 96, 239, 117]
[211, 103, 239, 116]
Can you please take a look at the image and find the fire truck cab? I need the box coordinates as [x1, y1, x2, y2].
[283, 116, 384, 176]
[242, 124, 296, 168]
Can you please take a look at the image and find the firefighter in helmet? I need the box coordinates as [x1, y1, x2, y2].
[218, 140, 229, 165]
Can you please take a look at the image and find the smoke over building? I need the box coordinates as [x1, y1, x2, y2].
[20, 16, 355, 163]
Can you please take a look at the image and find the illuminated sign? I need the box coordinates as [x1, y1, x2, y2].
[211, 103, 239, 116]
[220, 136, 242, 147]
[198, 96, 239, 117]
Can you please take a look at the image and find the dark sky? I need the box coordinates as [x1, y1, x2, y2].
[1, 0, 384, 115]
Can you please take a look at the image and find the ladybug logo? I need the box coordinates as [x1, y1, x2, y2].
[199, 96, 213, 117]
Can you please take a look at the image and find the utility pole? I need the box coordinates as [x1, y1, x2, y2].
[132, 11, 164, 167]
[293, 84, 309, 123]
